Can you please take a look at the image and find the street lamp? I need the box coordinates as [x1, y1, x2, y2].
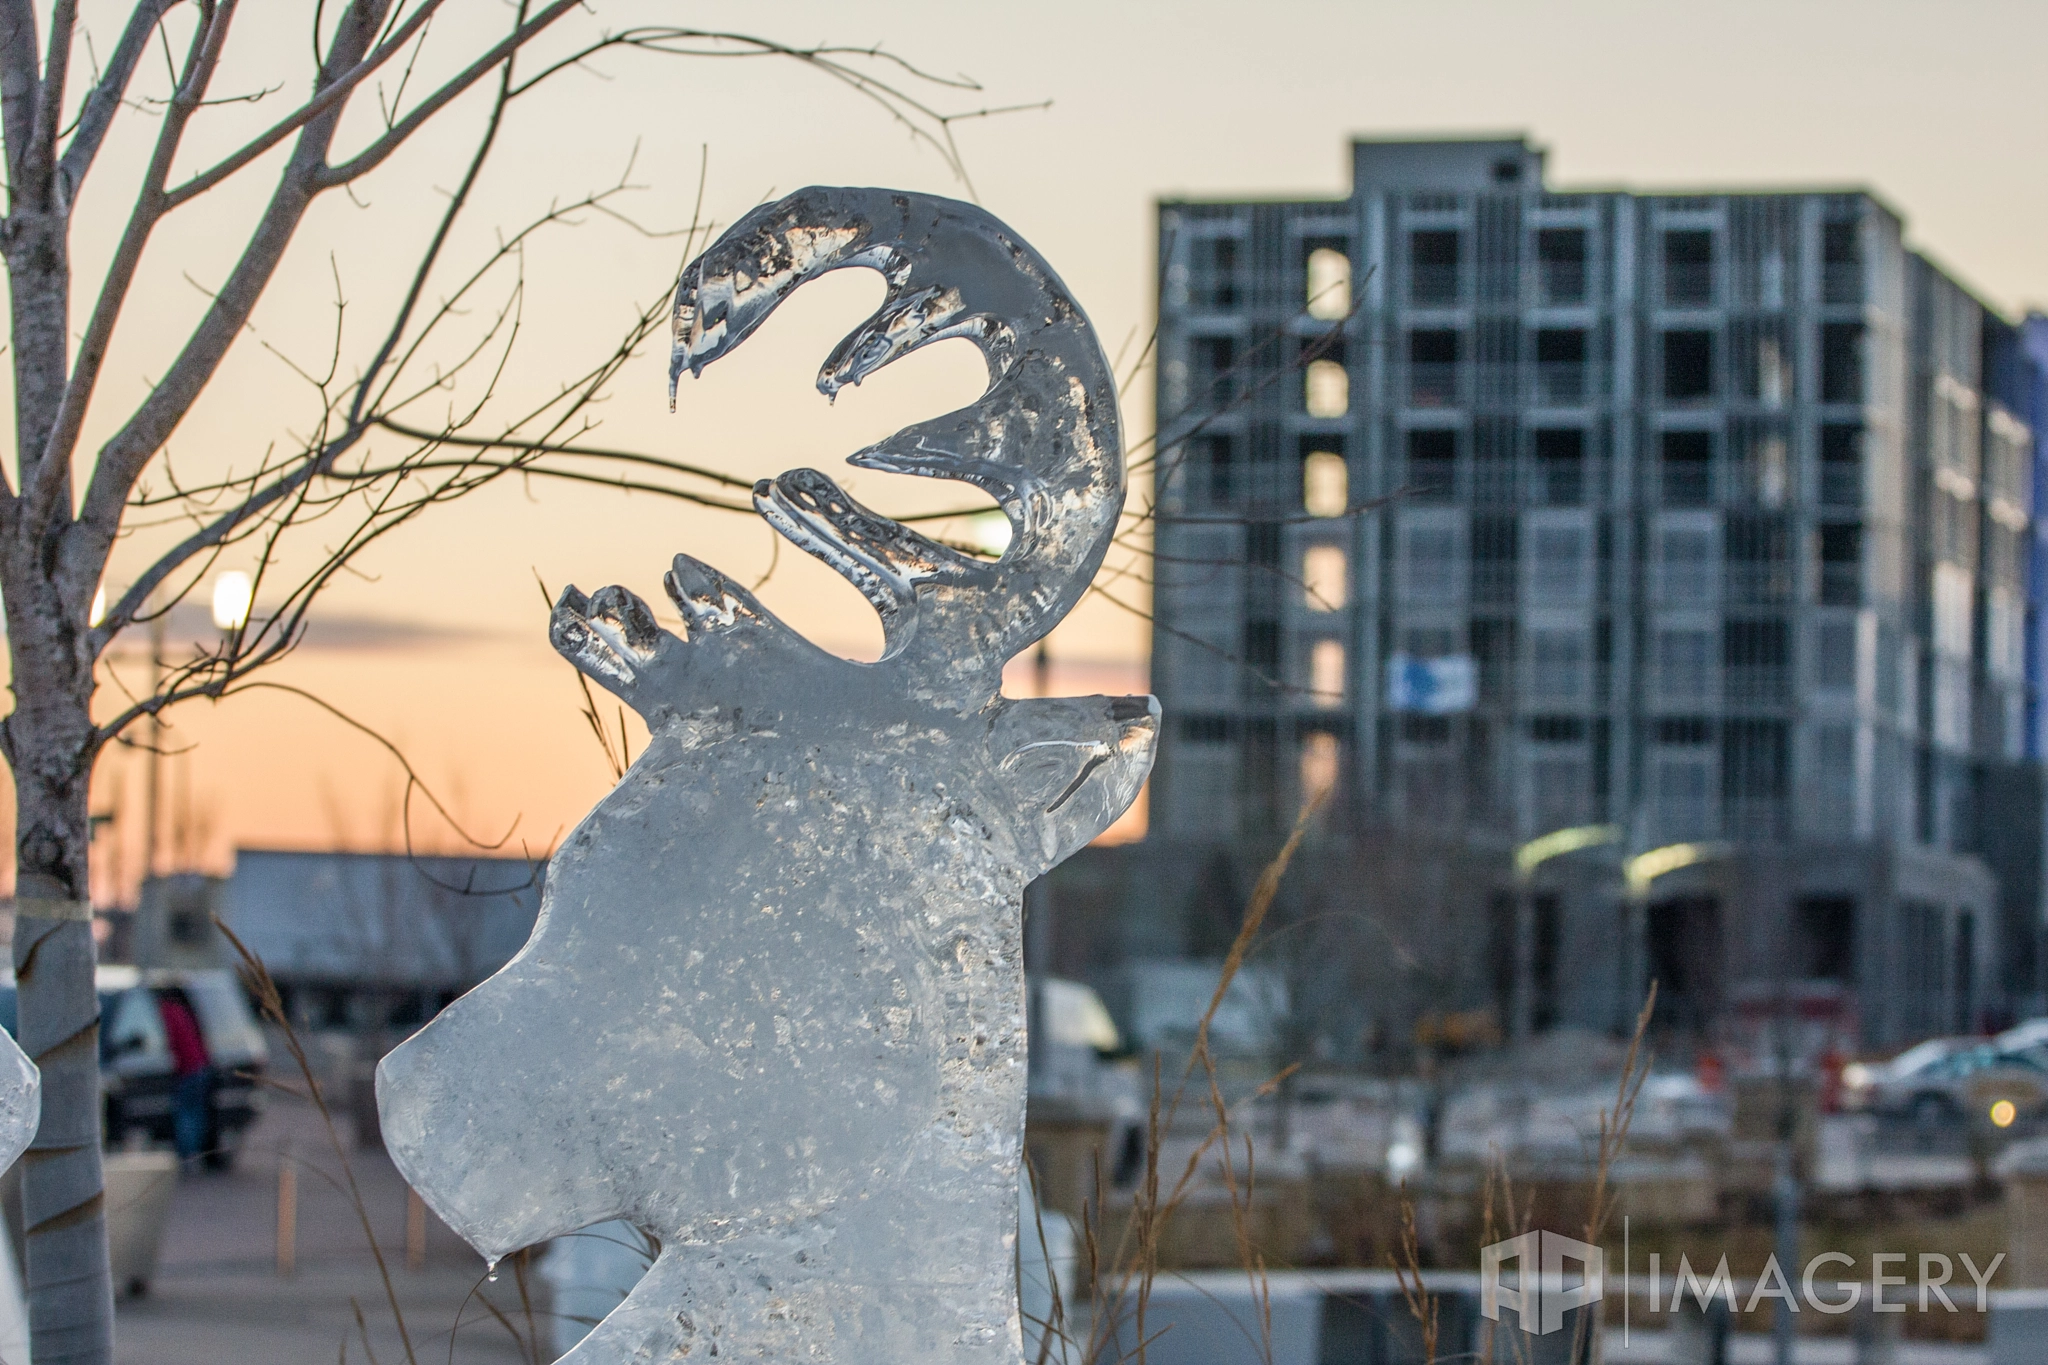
[1622, 840, 1731, 899]
[210, 570, 253, 632]
[1509, 824, 1622, 1048]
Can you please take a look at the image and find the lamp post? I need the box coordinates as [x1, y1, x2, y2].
[1623, 839, 1798, 1365]
[1509, 824, 1621, 1050]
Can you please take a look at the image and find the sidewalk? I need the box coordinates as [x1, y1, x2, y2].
[115, 1094, 548, 1364]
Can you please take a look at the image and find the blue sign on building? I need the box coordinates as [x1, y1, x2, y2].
[1386, 653, 1477, 715]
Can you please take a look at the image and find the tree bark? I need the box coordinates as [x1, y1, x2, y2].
[4, 79, 113, 1359]
[2, 564, 110, 1365]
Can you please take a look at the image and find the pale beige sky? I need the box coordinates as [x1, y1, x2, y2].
[11, 0, 2045, 893]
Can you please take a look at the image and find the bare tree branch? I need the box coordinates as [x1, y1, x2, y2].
[158, 0, 461, 207]
[0, 0, 42, 202]
[312, 0, 581, 190]
[26, 0, 238, 531]
[53, 0, 174, 206]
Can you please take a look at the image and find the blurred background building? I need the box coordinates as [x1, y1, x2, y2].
[1046, 136, 2048, 1062]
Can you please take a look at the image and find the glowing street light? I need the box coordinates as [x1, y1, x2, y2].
[1623, 840, 1732, 898]
[1514, 823, 1622, 882]
[211, 570, 253, 631]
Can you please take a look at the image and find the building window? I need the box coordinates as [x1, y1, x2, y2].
[1188, 236, 1240, 310]
[1245, 619, 1280, 672]
[1796, 896, 1856, 981]
[1819, 323, 1864, 404]
[1405, 428, 1457, 501]
[1399, 519, 1464, 604]
[1752, 333, 1791, 408]
[1302, 449, 1348, 516]
[1310, 639, 1346, 707]
[1305, 358, 1349, 418]
[1724, 618, 1790, 707]
[1533, 329, 1589, 405]
[1819, 424, 1861, 508]
[1808, 725, 1856, 840]
[1407, 330, 1460, 407]
[1653, 524, 1717, 605]
[1536, 228, 1587, 304]
[1815, 618, 1857, 692]
[1653, 628, 1715, 707]
[1305, 245, 1351, 321]
[1409, 229, 1459, 305]
[1662, 229, 1714, 307]
[1471, 512, 1518, 606]
[1662, 331, 1715, 403]
[1818, 523, 1861, 607]
[1533, 429, 1584, 506]
[1660, 430, 1713, 504]
[1650, 752, 1714, 843]
[1300, 731, 1341, 801]
[1190, 433, 1235, 505]
[1722, 717, 1789, 839]
[1179, 714, 1231, 744]
[1526, 627, 1590, 704]
[1725, 511, 1793, 604]
[1301, 545, 1347, 612]
[1189, 335, 1236, 407]
[1527, 521, 1590, 604]
[1821, 221, 1862, 305]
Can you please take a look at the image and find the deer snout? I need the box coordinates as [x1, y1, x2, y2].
[376, 976, 623, 1263]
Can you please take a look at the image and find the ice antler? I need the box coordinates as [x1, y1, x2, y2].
[671, 188, 1123, 700]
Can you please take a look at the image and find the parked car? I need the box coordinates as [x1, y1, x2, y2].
[1842, 1037, 2048, 1128]
[1996, 1017, 2048, 1055]
[0, 966, 268, 1167]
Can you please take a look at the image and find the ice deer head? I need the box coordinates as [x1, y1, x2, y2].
[376, 188, 1156, 1365]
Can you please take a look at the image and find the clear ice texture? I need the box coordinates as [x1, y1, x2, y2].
[0, 1031, 36, 1174]
[376, 188, 1157, 1364]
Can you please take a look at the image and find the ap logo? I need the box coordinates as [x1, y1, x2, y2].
[1481, 1231, 1605, 1335]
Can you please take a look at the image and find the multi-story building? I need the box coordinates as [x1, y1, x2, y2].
[1117, 136, 2047, 1049]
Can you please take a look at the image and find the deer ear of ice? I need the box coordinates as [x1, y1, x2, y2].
[0, 1031, 40, 1174]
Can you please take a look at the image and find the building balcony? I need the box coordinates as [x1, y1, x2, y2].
[1406, 362, 1461, 408]
[1662, 264, 1715, 308]
[1645, 668, 1718, 711]
[1724, 664, 1792, 709]
[1538, 261, 1587, 306]
[1408, 265, 1461, 307]
[1529, 362, 1595, 406]
[1819, 562, 1861, 606]
[1819, 463, 1863, 508]
[1822, 263, 1863, 306]
[1724, 562, 1796, 606]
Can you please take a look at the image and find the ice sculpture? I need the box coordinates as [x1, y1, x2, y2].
[377, 188, 1157, 1364]
[0, 1031, 38, 1172]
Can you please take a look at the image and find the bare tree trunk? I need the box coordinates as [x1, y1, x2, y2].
[2, 572, 111, 1365]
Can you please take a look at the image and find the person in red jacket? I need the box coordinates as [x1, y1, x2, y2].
[157, 990, 213, 1167]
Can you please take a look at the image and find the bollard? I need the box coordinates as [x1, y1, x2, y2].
[406, 1186, 427, 1271]
[275, 1144, 297, 1278]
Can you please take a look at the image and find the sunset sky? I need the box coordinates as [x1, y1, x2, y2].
[8, 0, 2045, 899]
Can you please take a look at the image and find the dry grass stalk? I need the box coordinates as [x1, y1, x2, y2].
[218, 917, 424, 1365]
[1042, 791, 1323, 1365]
